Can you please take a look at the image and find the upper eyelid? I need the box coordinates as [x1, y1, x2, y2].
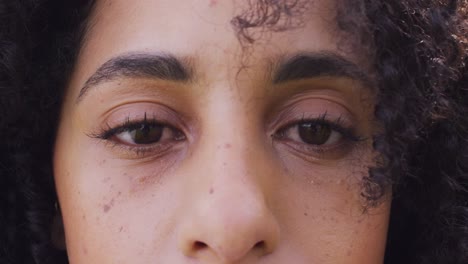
[274, 112, 348, 131]
[104, 120, 163, 138]
[97, 113, 359, 137]
[267, 102, 355, 130]
[98, 101, 193, 130]
[276, 117, 363, 142]
[102, 118, 180, 139]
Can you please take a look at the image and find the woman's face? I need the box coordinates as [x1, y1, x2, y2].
[54, 0, 390, 263]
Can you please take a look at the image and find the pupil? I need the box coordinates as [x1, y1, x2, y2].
[298, 123, 332, 145]
[132, 124, 163, 144]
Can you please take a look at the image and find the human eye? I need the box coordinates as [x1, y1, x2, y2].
[92, 113, 186, 156]
[273, 114, 363, 159]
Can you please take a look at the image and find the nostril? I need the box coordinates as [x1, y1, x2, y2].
[192, 240, 265, 253]
[193, 241, 208, 251]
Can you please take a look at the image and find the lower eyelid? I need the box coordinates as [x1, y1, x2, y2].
[277, 138, 356, 161]
[99, 136, 185, 160]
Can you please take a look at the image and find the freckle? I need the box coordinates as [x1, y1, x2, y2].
[209, 187, 214, 194]
[103, 177, 111, 183]
[119, 226, 124, 233]
[82, 214, 86, 220]
[347, 250, 352, 256]
[118, 191, 122, 196]
[99, 159, 107, 165]
[304, 212, 308, 216]
[83, 246, 88, 255]
[138, 175, 151, 183]
[223, 162, 227, 166]
[103, 198, 115, 213]
[224, 143, 231, 149]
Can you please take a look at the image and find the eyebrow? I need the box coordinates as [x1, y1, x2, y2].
[76, 53, 192, 103]
[76, 52, 371, 103]
[272, 52, 372, 85]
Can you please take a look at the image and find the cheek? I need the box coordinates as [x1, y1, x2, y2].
[54, 110, 389, 263]
[277, 177, 390, 263]
[54, 127, 183, 262]
[272, 146, 388, 262]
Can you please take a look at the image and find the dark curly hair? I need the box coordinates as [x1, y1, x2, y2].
[1, 0, 467, 263]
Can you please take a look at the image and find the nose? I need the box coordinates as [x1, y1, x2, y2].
[178, 142, 281, 262]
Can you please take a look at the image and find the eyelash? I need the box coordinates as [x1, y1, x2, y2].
[273, 113, 364, 156]
[278, 113, 359, 139]
[91, 112, 363, 158]
[90, 113, 185, 156]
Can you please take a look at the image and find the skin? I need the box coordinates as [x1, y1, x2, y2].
[54, 0, 391, 263]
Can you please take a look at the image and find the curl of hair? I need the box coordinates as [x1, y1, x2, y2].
[1, 1, 90, 263]
[358, 1, 467, 263]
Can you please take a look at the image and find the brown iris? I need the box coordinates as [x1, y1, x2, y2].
[298, 123, 332, 145]
[130, 123, 163, 144]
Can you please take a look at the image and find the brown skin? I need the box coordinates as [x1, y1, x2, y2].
[54, 0, 390, 263]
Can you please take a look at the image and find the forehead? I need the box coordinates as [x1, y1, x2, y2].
[79, 0, 341, 63]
